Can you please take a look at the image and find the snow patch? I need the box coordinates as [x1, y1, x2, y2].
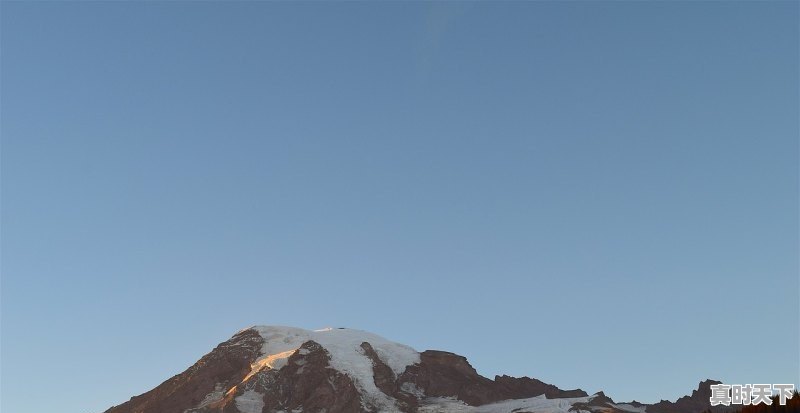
[418, 395, 595, 413]
[249, 326, 420, 411]
[184, 383, 225, 412]
[400, 382, 425, 398]
[614, 403, 648, 413]
[235, 389, 265, 413]
[200, 384, 225, 405]
[476, 395, 594, 413]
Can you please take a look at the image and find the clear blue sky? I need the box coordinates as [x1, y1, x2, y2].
[1, 2, 797, 413]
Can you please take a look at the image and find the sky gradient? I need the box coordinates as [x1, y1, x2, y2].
[1, 2, 798, 413]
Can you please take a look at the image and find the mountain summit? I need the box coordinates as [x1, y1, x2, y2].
[102, 326, 719, 413]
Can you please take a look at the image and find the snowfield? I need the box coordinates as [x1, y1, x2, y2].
[235, 389, 266, 413]
[248, 326, 421, 411]
[419, 395, 597, 413]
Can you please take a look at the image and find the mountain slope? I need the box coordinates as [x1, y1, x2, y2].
[102, 326, 721, 413]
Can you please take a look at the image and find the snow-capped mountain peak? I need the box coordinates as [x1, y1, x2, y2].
[251, 326, 420, 377]
[244, 326, 420, 411]
[101, 326, 725, 413]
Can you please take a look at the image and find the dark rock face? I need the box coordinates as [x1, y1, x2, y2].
[494, 375, 588, 399]
[360, 342, 419, 412]
[360, 342, 396, 398]
[396, 350, 587, 407]
[260, 341, 362, 413]
[398, 350, 503, 406]
[570, 391, 627, 413]
[186, 340, 363, 413]
[104, 329, 264, 413]
[648, 380, 730, 413]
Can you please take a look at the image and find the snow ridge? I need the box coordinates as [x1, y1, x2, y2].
[248, 326, 420, 411]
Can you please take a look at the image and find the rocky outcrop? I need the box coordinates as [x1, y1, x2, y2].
[396, 350, 587, 407]
[494, 375, 588, 399]
[104, 329, 264, 413]
[648, 380, 729, 413]
[569, 391, 628, 413]
[257, 341, 362, 413]
[398, 350, 503, 406]
[360, 342, 419, 411]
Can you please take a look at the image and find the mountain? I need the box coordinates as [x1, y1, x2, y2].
[102, 326, 722, 413]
